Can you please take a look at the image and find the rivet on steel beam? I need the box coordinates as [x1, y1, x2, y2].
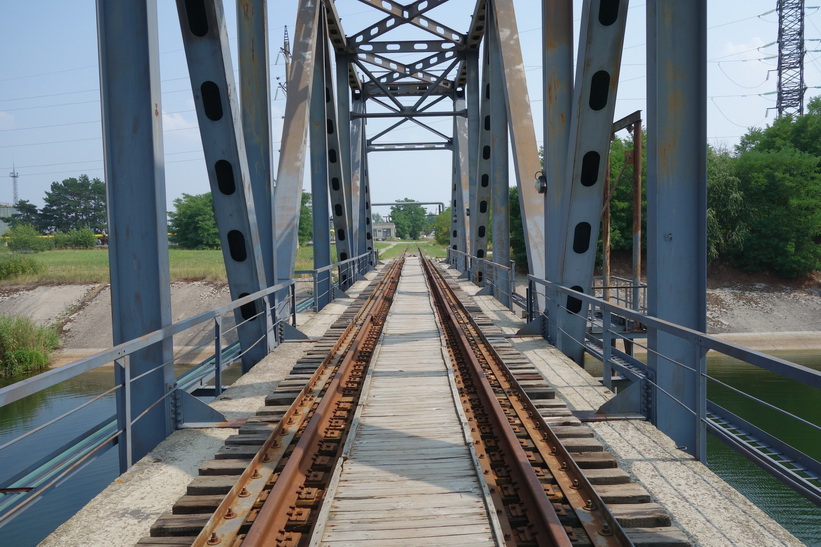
[251, 469, 261, 479]
[225, 508, 237, 519]
[207, 532, 221, 545]
[584, 499, 595, 511]
[600, 523, 613, 536]
[571, 479, 580, 489]
[238, 487, 250, 498]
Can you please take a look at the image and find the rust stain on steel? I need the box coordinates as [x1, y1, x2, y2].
[192, 260, 403, 546]
[243, 260, 403, 545]
[424, 257, 571, 546]
[425, 256, 633, 546]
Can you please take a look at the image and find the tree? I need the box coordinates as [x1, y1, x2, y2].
[706, 146, 747, 262]
[733, 147, 821, 277]
[5, 224, 53, 253]
[1, 200, 42, 231]
[168, 193, 220, 249]
[433, 207, 451, 245]
[299, 192, 313, 244]
[39, 174, 107, 233]
[372, 212, 384, 223]
[390, 198, 427, 239]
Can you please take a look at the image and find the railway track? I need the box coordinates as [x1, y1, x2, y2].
[143, 254, 688, 546]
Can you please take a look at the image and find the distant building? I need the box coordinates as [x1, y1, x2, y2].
[0, 204, 17, 236]
[373, 222, 395, 240]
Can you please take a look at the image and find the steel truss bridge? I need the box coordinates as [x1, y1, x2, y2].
[1, 0, 820, 533]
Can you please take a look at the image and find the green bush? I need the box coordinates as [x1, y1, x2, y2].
[0, 254, 42, 280]
[0, 316, 60, 378]
[5, 224, 53, 253]
[54, 228, 97, 249]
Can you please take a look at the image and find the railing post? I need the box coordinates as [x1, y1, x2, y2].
[313, 272, 319, 312]
[116, 355, 133, 473]
[509, 260, 516, 312]
[602, 309, 613, 390]
[527, 279, 534, 322]
[214, 317, 223, 396]
[290, 283, 297, 327]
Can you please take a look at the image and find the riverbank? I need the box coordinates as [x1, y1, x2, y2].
[0, 276, 817, 364]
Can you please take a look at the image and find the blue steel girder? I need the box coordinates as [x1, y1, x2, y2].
[542, 0, 574, 344]
[176, 0, 271, 372]
[646, 0, 708, 461]
[351, 96, 368, 257]
[349, 0, 464, 47]
[471, 44, 493, 283]
[276, 0, 320, 284]
[310, 31, 333, 312]
[238, 0, 275, 291]
[491, 0, 545, 281]
[451, 94, 470, 258]
[554, 0, 629, 365]
[318, 18, 355, 288]
[465, 49, 480, 254]
[97, 0, 174, 470]
[488, 11, 511, 307]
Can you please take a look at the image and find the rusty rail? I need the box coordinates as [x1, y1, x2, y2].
[192, 258, 404, 546]
[422, 255, 632, 546]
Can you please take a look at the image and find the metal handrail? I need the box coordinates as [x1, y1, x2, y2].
[524, 275, 821, 505]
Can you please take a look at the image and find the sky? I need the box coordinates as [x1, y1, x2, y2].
[1, 1, 818, 216]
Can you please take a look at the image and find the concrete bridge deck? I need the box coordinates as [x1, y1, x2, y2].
[41, 261, 801, 546]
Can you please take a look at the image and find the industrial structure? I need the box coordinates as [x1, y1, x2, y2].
[2, 1, 819, 544]
[95, 0, 705, 467]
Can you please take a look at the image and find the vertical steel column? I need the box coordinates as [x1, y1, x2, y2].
[336, 52, 356, 256]
[543, 0, 574, 342]
[489, 21, 511, 307]
[492, 0, 545, 280]
[238, 0, 274, 289]
[176, 0, 270, 372]
[471, 45, 493, 284]
[631, 120, 643, 311]
[465, 49, 480, 258]
[362, 141, 375, 263]
[555, 0, 629, 364]
[319, 23, 354, 289]
[451, 92, 469, 260]
[647, 0, 708, 461]
[97, 0, 173, 471]
[351, 93, 367, 260]
[310, 25, 332, 312]
[275, 0, 320, 284]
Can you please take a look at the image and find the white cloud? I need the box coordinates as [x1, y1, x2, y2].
[162, 111, 197, 132]
[718, 37, 767, 61]
[0, 111, 14, 130]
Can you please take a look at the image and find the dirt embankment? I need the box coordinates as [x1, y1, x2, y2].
[0, 282, 232, 366]
[0, 266, 818, 358]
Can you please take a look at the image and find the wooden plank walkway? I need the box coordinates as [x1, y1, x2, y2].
[314, 257, 499, 546]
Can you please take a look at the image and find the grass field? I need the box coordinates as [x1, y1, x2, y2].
[378, 241, 448, 260]
[0, 241, 448, 285]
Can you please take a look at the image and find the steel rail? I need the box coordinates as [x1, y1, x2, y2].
[192, 259, 403, 546]
[242, 258, 402, 545]
[421, 256, 571, 546]
[423, 256, 633, 546]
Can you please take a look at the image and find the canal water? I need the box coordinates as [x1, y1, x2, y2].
[0, 352, 819, 546]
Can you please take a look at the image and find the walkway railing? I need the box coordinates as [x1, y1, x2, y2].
[446, 247, 517, 310]
[523, 276, 821, 506]
[295, 249, 378, 312]
[0, 278, 301, 525]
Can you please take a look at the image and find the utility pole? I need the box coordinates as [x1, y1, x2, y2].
[9, 165, 18, 205]
[776, 0, 806, 117]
